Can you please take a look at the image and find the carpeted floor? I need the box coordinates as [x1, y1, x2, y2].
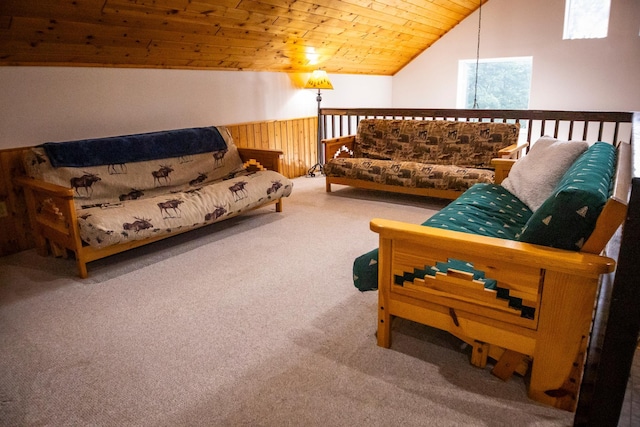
[0, 176, 612, 426]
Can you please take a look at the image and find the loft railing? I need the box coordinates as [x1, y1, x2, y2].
[319, 108, 634, 147]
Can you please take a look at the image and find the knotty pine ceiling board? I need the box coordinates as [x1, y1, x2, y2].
[0, 0, 486, 75]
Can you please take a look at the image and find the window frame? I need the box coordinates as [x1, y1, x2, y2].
[563, 0, 611, 40]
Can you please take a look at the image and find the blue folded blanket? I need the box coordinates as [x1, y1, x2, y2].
[42, 126, 227, 168]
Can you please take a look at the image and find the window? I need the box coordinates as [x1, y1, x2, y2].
[457, 57, 533, 110]
[563, 0, 611, 40]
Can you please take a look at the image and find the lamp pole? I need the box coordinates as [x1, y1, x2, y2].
[308, 88, 323, 177]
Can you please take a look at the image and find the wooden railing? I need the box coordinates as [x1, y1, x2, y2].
[576, 112, 640, 423]
[320, 108, 634, 147]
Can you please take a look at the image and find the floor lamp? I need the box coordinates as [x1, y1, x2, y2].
[304, 69, 333, 177]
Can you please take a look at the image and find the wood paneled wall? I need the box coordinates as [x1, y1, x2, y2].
[0, 116, 317, 257]
[0, 147, 32, 257]
[226, 116, 317, 179]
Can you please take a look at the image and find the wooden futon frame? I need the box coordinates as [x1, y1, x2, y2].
[15, 147, 285, 279]
[320, 109, 633, 412]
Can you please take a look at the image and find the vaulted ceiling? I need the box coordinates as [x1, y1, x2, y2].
[0, 0, 485, 75]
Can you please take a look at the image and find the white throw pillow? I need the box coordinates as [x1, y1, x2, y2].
[501, 136, 589, 212]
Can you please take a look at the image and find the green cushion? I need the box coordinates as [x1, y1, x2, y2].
[423, 183, 532, 240]
[353, 248, 380, 292]
[517, 142, 616, 250]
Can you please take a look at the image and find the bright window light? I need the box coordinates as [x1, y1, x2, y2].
[563, 0, 611, 40]
[457, 57, 533, 110]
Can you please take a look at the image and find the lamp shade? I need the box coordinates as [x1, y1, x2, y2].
[304, 69, 333, 90]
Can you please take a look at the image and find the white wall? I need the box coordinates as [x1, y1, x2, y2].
[0, 67, 391, 148]
[392, 0, 640, 111]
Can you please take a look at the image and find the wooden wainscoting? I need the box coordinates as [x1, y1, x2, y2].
[0, 147, 33, 256]
[226, 116, 317, 179]
[0, 116, 317, 257]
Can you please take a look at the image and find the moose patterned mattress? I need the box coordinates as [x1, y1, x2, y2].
[76, 170, 292, 249]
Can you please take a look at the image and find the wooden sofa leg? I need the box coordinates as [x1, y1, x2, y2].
[377, 239, 392, 348]
[377, 306, 392, 348]
[50, 241, 67, 258]
[528, 270, 598, 411]
[76, 262, 88, 279]
[35, 236, 49, 257]
[326, 181, 332, 192]
[74, 253, 88, 279]
[471, 341, 489, 368]
[276, 199, 283, 213]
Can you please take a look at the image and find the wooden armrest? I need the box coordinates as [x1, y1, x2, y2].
[491, 158, 518, 184]
[322, 135, 355, 162]
[14, 176, 74, 198]
[370, 218, 615, 276]
[14, 175, 80, 259]
[237, 148, 283, 173]
[498, 141, 529, 158]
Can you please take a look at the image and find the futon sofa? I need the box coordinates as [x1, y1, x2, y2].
[357, 136, 631, 411]
[17, 126, 293, 278]
[323, 118, 525, 199]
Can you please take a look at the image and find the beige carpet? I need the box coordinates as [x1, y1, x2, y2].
[0, 176, 575, 426]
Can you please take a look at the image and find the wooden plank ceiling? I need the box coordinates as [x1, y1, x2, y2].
[0, 0, 484, 75]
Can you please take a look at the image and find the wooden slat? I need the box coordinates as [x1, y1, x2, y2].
[491, 349, 528, 381]
[0, 148, 33, 256]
